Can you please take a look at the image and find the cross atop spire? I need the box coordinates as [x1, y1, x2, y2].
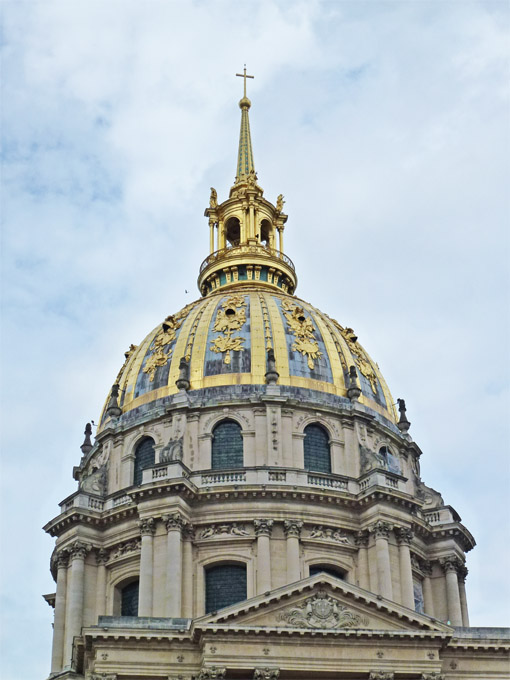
[236, 65, 254, 99]
[235, 66, 255, 181]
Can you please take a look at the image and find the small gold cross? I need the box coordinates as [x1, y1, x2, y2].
[236, 65, 254, 98]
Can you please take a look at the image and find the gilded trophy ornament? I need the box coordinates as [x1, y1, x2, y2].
[210, 295, 247, 364]
[282, 299, 322, 370]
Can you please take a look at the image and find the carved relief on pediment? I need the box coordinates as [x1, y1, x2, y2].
[278, 589, 368, 629]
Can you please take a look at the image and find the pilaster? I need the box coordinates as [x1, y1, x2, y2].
[138, 518, 156, 617]
[284, 520, 302, 583]
[254, 519, 274, 594]
[370, 521, 393, 600]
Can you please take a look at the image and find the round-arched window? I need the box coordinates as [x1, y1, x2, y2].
[225, 217, 241, 248]
[304, 424, 331, 474]
[205, 563, 247, 614]
[133, 437, 155, 486]
[211, 420, 243, 470]
[121, 580, 139, 616]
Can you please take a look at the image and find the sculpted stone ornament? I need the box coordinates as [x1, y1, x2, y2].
[281, 299, 322, 370]
[164, 512, 186, 532]
[69, 540, 91, 561]
[275, 193, 285, 212]
[160, 436, 184, 462]
[209, 187, 218, 209]
[265, 348, 279, 385]
[254, 519, 274, 537]
[440, 556, 462, 574]
[283, 520, 303, 538]
[369, 673, 394, 680]
[139, 518, 156, 536]
[254, 669, 280, 680]
[210, 295, 247, 364]
[309, 526, 351, 545]
[347, 365, 362, 401]
[421, 675, 444, 680]
[196, 667, 226, 680]
[395, 527, 414, 545]
[96, 548, 108, 566]
[279, 590, 368, 629]
[355, 530, 369, 547]
[80, 422, 93, 456]
[370, 521, 392, 540]
[110, 538, 141, 560]
[106, 384, 122, 418]
[88, 674, 117, 680]
[397, 398, 411, 433]
[199, 523, 250, 539]
[175, 357, 191, 391]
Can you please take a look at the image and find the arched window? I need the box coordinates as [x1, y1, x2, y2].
[133, 437, 155, 486]
[205, 564, 247, 614]
[225, 217, 241, 248]
[309, 564, 345, 581]
[304, 424, 331, 474]
[121, 580, 139, 616]
[211, 420, 243, 470]
[378, 445, 401, 474]
[260, 219, 272, 248]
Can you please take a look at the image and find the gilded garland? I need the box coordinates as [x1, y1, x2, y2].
[143, 303, 194, 382]
[210, 295, 247, 364]
[281, 299, 322, 370]
[331, 320, 378, 394]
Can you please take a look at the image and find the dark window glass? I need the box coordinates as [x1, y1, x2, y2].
[304, 424, 331, 473]
[121, 580, 139, 616]
[134, 437, 155, 486]
[310, 565, 344, 580]
[205, 564, 247, 614]
[211, 420, 243, 470]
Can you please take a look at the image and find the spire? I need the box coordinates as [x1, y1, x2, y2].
[235, 66, 255, 182]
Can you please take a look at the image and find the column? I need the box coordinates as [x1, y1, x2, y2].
[284, 520, 302, 584]
[209, 220, 215, 253]
[441, 556, 463, 626]
[278, 226, 284, 254]
[371, 521, 393, 600]
[254, 520, 274, 594]
[95, 549, 108, 620]
[355, 530, 370, 590]
[218, 218, 225, 249]
[64, 541, 88, 667]
[50, 551, 68, 673]
[138, 518, 156, 617]
[458, 565, 470, 626]
[395, 527, 415, 609]
[182, 524, 194, 618]
[164, 512, 184, 617]
[422, 562, 435, 618]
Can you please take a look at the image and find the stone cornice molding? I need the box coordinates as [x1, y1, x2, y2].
[139, 517, 157, 536]
[395, 526, 414, 545]
[369, 520, 392, 541]
[254, 519, 274, 537]
[253, 669, 280, 680]
[283, 519, 303, 537]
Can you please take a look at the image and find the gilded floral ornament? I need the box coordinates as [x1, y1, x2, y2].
[278, 590, 368, 629]
[210, 295, 247, 365]
[282, 300, 322, 370]
[143, 313, 186, 382]
[334, 321, 378, 394]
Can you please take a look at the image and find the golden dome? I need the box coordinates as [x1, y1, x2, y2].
[99, 287, 397, 430]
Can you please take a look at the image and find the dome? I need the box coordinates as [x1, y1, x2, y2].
[100, 288, 397, 431]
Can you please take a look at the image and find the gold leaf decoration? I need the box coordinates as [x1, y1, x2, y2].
[334, 321, 378, 394]
[210, 295, 247, 364]
[281, 299, 322, 370]
[143, 313, 185, 382]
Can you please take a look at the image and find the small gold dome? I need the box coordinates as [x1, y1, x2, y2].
[239, 96, 251, 109]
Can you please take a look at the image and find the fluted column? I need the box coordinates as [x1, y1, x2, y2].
[254, 520, 274, 594]
[138, 518, 156, 617]
[182, 524, 194, 618]
[371, 521, 393, 600]
[164, 513, 185, 617]
[64, 541, 89, 667]
[284, 520, 302, 584]
[50, 551, 68, 673]
[395, 527, 414, 609]
[355, 530, 370, 590]
[95, 549, 108, 620]
[441, 556, 463, 626]
[458, 564, 470, 626]
[422, 561, 435, 618]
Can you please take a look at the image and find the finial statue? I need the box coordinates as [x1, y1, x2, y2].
[247, 169, 257, 187]
[209, 187, 217, 209]
[276, 194, 285, 213]
[347, 365, 362, 401]
[124, 343, 137, 359]
[176, 357, 191, 391]
[106, 384, 122, 419]
[80, 422, 93, 456]
[397, 398, 411, 433]
[265, 348, 279, 385]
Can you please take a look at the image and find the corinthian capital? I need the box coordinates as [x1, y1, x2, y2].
[56, 550, 69, 569]
[254, 519, 274, 537]
[440, 555, 461, 574]
[139, 517, 156, 536]
[421, 674, 444, 680]
[283, 520, 303, 538]
[254, 669, 280, 680]
[197, 667, 226, 680]
[354, 530, 369, 547]
[369, 673, 394, 680]
[370, 520, 392, 540]
[96, 548, 109, 565]
[69, 540, 90, 561]
[395, 527, 414, 545]
[163, 512, 186, 532]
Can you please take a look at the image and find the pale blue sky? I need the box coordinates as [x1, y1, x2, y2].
[1, 1, 509, 678]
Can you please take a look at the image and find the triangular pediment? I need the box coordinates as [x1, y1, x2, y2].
[194, 574, 452, 635]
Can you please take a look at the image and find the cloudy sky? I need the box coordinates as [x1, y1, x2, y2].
[1, 1, 509, 677]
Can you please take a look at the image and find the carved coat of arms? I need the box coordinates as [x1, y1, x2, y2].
[279, 590, 368, 629]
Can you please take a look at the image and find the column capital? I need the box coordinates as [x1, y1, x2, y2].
[369, 520, 392, 540]
[440, 555, 461, 574]
[69, 540, 90, 561]
[95, 548, 109, 566]
[139, 517, 156, 536]
[355, 529, 369, 547]
[56, 550, 69, 569]
[421, 560, 433, 577]
[421, 674, 444, 680]
[254, 669, 280, 680]
[254, 519, 274, 537]
[369, 673, 394, 680]
[89, 675, 117, 680]
[197, 667, 226, 680]
[457, 564, 468, 582]
[284, 519, 303, 538]
[395, 526, 414, 545]
[163, 512, 187, 533]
